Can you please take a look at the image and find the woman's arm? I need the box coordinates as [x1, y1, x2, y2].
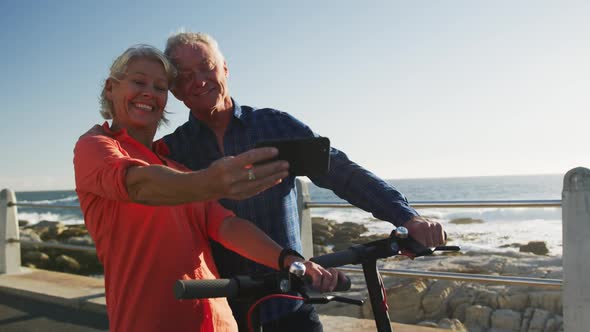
[75, 133, 287, 204]
[125, 149, 289, 205]
[215, 216, 284, 269]
[215, 216, 344, 292]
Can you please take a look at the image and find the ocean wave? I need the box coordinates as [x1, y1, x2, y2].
[20, 195, 79, 205]
[315, 206, 561, 224]
[18, 211, 84, 225]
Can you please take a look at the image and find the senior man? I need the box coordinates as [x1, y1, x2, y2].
[152, 31, 446, 332]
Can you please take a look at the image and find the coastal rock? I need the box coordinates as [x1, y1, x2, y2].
[491, 309, 521, 331]
[449, 218, 484, 224]
[527, 308, 551, 332]
[542, 316, 563, 332]
[528, 291, 562, 314]
[20, 228, 43, 243]
[57, 225, 89, 240]
[474, 288, 500, 309]
[372, 279, 429, 323]
[453, 256, 508, 275]
[519, 241, 549, 256]
[520, 308, 535, 332]
[331, 222, 368, 251]
[22, 250, 50, 268]
[29, 220, 64, 229]
[448, 284, 479, 313]
[54, 254, 81, 273]
[417, 321, 439, 328]
[465, 305, 492, 330]
[26, 220, 66, 241]
[70, 251, 104, 275]
[313, 244, 332, 256]
[497, 292, 529, 311]
[437, 318, 467, 331]
[422, 280, 459, 320]
[311, 218, 334, 245]
[452, 303, 470, 322]
[19, 222, 103, 276]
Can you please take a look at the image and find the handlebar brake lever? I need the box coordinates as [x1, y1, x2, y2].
[401, 245, 460, 259]
[433, 245, 461, 252]
[305, 295, 364, 306]
[400, 248, 433, 259]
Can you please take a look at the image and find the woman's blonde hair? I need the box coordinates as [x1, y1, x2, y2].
[99, 44, 177, 124]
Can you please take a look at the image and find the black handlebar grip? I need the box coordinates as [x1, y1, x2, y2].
[333, 275, 352, 292]
[174, 279, 239, 300]
[303, 272, 352, 292]
[310, 247, 361, 268]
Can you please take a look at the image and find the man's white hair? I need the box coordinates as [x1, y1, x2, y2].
[164, 30, 225, 64]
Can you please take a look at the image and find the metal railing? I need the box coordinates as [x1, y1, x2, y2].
[8, 201, 80, 209]
[7, 238, 97, 252]
[338, 267, 562, 289]
[3, 194, 564, 286]
[307, 199, 562, 209]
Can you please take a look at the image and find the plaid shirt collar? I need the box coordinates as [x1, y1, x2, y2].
[187, 98, 247, 133]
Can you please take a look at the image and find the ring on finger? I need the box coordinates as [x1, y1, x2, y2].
[247, 168, 256, 181]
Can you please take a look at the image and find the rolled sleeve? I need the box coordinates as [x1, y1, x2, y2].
[74, 135, 149, 201]
[204, 200, 236, 242]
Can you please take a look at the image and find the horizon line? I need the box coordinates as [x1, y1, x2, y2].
[9, 172, 564, 193]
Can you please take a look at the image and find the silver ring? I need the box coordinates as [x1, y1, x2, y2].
[247, 168, 256, 181]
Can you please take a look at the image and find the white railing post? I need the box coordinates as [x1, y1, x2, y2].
[296, 179, 313, 259]
[562, 167, 590, 332]
[0, 188, 21, 274]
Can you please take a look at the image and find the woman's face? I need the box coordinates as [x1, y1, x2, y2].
[106, 57, 168, 132]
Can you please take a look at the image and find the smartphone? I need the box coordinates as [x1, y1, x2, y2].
[255, 137, 331, 176]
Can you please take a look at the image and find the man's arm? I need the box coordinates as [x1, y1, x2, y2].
[255, 111, 445, 247]
[311, 149, 445, 247]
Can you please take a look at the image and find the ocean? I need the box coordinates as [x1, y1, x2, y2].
[12, 174, 564, 255]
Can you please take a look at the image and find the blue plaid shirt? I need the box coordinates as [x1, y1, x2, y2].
[162, 99, 419, 323]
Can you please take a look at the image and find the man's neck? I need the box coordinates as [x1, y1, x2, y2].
[193, 97, 232, 128]
[192, 97, 234, 153]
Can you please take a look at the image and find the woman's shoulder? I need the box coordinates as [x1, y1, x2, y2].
[75, 133, 120, 157]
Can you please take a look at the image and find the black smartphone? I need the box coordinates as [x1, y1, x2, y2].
[255, 137, 331, 176]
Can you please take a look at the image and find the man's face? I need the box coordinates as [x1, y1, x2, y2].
[170, 42, 229, 115]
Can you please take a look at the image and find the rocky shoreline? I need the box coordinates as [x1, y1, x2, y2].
[18, 220, 101, 275]
[312, 217, 563, 332]
[17, 217, 564, 332]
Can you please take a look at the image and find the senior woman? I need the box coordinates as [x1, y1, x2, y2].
[73, 44, 343, 332]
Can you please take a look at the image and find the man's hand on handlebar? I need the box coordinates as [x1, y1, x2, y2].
[403, 216, 446, 248]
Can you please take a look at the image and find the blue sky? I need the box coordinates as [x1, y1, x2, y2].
[1, 1, 588, 191]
